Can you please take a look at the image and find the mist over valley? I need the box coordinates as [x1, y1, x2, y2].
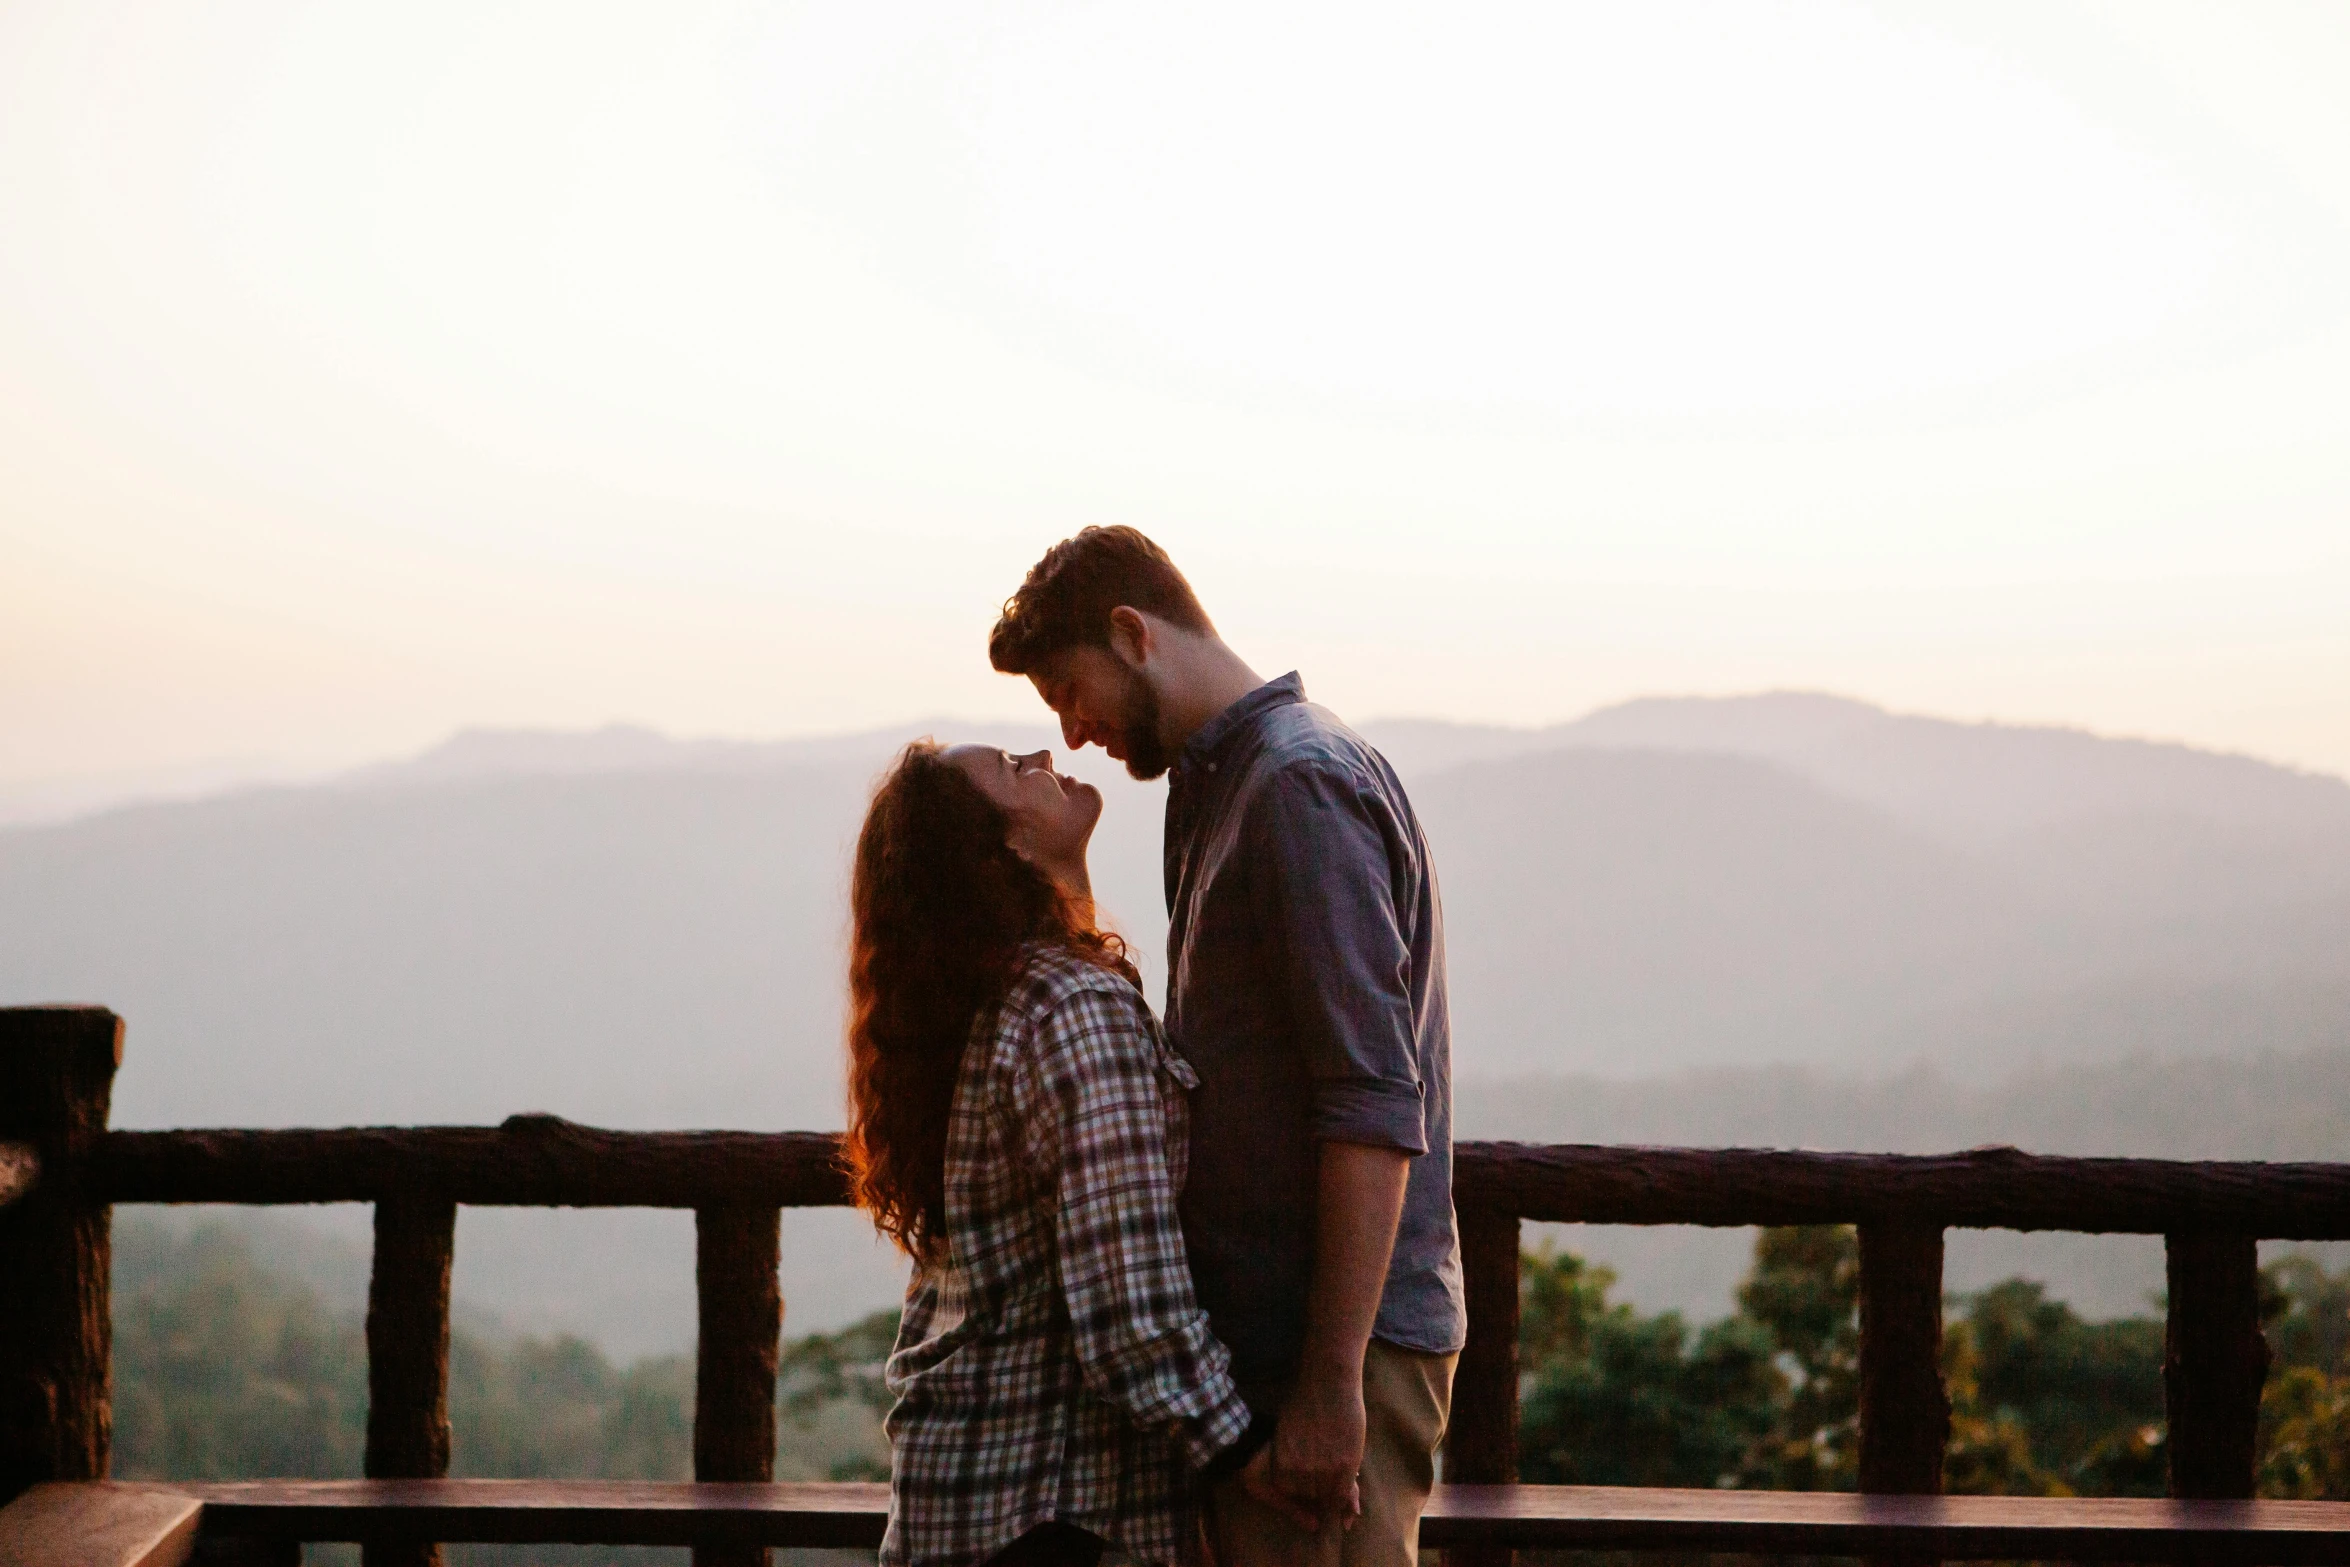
[7, 691, 2347, 1351]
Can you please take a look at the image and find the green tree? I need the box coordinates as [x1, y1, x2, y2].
[1517, 1225, 2180, 1500]
[112, 1224, 368, 1480]
[1940, 1281, 2163, 1497]
[1731, 1226, 1860, 1490]
[109, 1216, 895, 1564]
[2265, 1255, 2350, 1376]
[2259, 1253, 2350, 1499]
[1516, 1246, 1783, 1488]
[451, 1333, 696, 1481]
[776, 1308, 898, 1481]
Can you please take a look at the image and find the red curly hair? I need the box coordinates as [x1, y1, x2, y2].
[844, 741, 1131, 1258]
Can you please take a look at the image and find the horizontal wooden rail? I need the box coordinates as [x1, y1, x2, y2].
[177, 1479, 888, 1549]
[16, 1480, 2350, 1565]
[92, 1118, 849, 1208]
[1461, 1141, 2350, 1237]
[0, 1482, 202, 1567]
[68, 1125, 2350, 1237]
[1424, 1485, 2350, 1563]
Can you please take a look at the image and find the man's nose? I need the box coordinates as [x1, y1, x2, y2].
[1059, 712, 1086, 749]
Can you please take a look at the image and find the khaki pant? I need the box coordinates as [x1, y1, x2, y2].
[1205, 1341, 1456, 1567]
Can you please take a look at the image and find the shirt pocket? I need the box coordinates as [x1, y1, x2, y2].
[1146, 1015, 1198, 1190]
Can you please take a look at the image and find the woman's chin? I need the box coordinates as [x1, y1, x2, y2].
[1070, 794, 1105, 850]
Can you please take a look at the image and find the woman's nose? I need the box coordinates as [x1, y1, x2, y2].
[1018, 749, 1053, 772]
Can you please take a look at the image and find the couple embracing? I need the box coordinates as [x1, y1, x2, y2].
[845, 528, 1463, 1567]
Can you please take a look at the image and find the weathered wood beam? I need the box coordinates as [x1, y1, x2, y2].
[0, 1007, 122, 1505]
[1857, 1221, 1950, 1496]
[0, 1481, 203, 1567]
[364, 1198, 456, 1567]
[190, 1537, 299, 1565]
[108, 1476, 2350, 1563]
[1415, 1483, 2350, 1562]
[1453, 1142, 2350, 1236]
[174, 1478, 892, 1548]
[96, 1119, 848, 1208]
[1857, 1222, 1950, 1567]
[694, 1205, 782, 1567]
[2164, 1231, 2269, 1500]
[1444, 1206, 1522, 1567]
[91, 1132, 2350, 1235]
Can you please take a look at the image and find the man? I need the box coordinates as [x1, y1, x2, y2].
[989, 528, 1463, 1567]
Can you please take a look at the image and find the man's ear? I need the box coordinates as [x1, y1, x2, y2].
[1105, 606, 1154, 670]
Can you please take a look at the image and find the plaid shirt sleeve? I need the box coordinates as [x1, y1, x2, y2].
[1017, 981, 1254, 1473]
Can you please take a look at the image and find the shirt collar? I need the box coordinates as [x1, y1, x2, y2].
[1179, 672, 1306, 777]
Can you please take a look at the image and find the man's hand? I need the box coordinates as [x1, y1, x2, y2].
[1271, 1369, 1368, 1525]
[1240, 1437, 1359, 1533]
[1265, 1141, 1409, 1527]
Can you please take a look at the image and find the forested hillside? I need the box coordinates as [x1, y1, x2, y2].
[110, 1214, 2350, 1567]
[112, 1218, 895, 1566]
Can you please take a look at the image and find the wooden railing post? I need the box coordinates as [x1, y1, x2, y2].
[1444, 1205, 1520, 1567]
[695, 1204, 782, 1567]
[1857, 1221, 1949, 1494]
[1858, 1221, 1949, 1567]
[2164, 1231, 2268, 1499]
[365, 1196, 456, 1567]
[0, 1006, 121, 1506]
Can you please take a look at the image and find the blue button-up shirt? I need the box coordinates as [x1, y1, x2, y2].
[1163, 673, 1465, 1404]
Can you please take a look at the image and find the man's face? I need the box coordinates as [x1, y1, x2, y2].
[1028, 645, 1171, 781]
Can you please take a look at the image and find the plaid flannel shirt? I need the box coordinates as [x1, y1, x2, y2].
[881, 945, 1253, 1567]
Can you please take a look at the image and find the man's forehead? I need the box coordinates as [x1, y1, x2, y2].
[1030, 646, 1114, 696]
[1023, 657, 1070, 706]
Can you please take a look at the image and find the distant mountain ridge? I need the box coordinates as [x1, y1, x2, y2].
[4, 689, 2340, 1115]
[6, 689, 2347, 1345]
[343, 692, 2350, 846]
[1389, 693, 2350, 845]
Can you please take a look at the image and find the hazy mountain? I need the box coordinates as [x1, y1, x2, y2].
[1425, 745, 2350, 1078]
[6, 690, 2348, 1343]
[13, 694, 2343, 1127]
[1462, 1049, 2350, 1325]
[1376, 692, 2350, 848]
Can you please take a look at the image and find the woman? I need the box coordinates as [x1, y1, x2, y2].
[847, 742, 1267, 1567]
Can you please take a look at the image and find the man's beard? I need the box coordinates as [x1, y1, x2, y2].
[1116, 673, 1173, 781]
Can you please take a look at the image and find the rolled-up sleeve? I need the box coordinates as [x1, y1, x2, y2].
[1247, 761, 1429, 1154]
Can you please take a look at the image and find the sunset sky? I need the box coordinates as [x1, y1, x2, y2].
[4, 0, 2347, 804]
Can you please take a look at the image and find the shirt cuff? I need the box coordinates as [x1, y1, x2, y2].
[1310, 1079, 1429, 1154]
[1198, 1407, 1276, 1484]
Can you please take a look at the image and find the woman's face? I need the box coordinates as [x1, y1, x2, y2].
[943, 745, 1103, 880]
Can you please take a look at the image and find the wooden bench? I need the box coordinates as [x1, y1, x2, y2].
[10, 1478, 2350, 1566]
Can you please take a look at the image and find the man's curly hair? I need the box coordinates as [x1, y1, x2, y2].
[988, 526, 1214, 674]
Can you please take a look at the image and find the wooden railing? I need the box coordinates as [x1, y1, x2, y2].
[8, 1004, 2350, 1565]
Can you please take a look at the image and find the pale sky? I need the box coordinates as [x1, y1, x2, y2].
[4, 0, 2347, 797]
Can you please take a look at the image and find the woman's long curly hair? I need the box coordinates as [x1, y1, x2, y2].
[845, 741, 1131, 1259]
